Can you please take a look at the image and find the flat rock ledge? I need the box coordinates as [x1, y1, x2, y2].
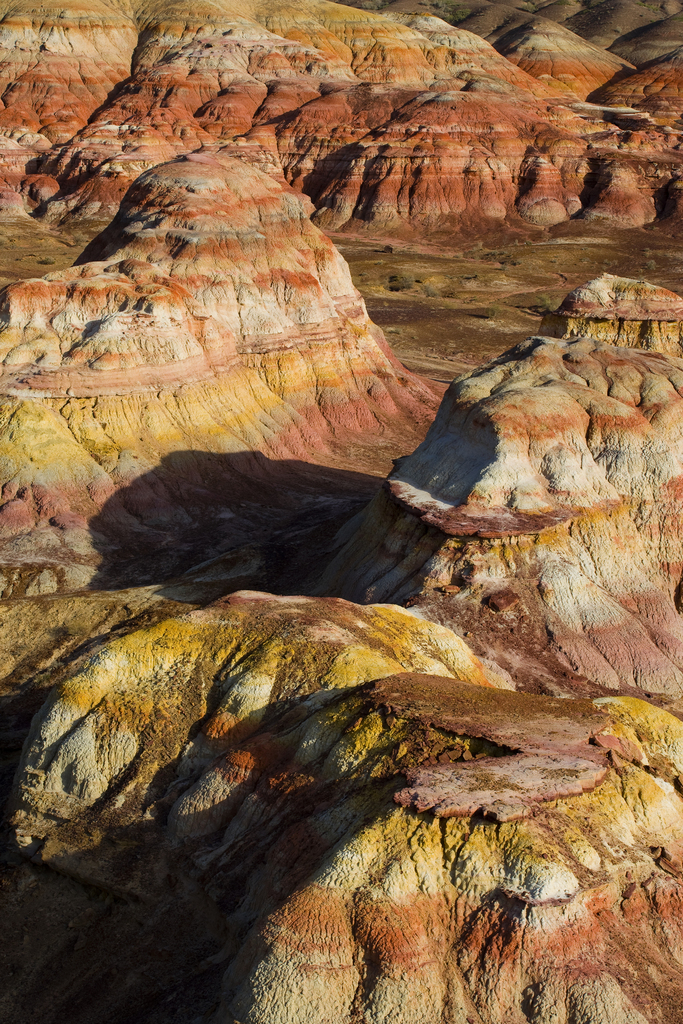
[395, 753, 609, 822]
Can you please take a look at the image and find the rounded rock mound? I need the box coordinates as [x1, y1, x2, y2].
[317, 329, 683, 697]
[9, 589, 683, 1024]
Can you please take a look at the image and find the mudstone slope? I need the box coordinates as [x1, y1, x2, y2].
[0, 146, 438, 594]
[0, 0, 679, 242]
[3, 1, 683, 1023]
[320, 277, 683, 699]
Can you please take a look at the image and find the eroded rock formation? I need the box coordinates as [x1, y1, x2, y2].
[542, 272, 683, 352]
[4, 3, 683, 1022]
[593, 45, 683, 116]
[319, 326, 683, 697]
[8, 590, 683, 1024]
[0, 0, 678, 239]
[0, 148, 437, 593]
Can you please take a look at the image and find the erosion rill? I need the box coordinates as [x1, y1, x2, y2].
[4, 1, 683, 1023]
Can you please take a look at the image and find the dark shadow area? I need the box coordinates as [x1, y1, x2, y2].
[88, 450, 381, 593]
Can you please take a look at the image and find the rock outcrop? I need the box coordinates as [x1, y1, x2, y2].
[7, 5, 683, 1022]
[593, 45, 683, 116]
[319, 326, 683, 696]
[542, 273, 683, 353]
[491, 18, 635, 99]
[0, 0, 678, 238]
[0, 148, 437, 592]
[9, 590, 683, 1024]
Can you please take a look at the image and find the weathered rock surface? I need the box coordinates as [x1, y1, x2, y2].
[6, 3, 683, 1022]
[542, 272, 683, 353]
[319, 330, 683, 696]
[0, 0, 678, 238]
[7, 591, 683, 1024]
[397, 751, 610, 821]
[594, 44, 683, 115]
[490, 17, 635, 99]
[10, 593, 491, 830]
[0, 147, 437, 591]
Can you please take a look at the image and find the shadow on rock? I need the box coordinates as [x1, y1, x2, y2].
[88, 449, 380, 593]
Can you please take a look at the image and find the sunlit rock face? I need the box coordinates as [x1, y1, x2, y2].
[319, 331, 683, 697]
[8, 590, 683, 1024]
[0, 151, 391, 391]
[0, 0, 679, 237]
[488, 16, 634, 99]
[383, 13, 577, 99]
[0, 0, 138, 146]
[593, 45, 683, 116]
[542, 273, 683, 355]
[0, 149, 436, 593]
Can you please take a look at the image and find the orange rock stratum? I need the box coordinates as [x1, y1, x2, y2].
[4, 1, 683, 1023]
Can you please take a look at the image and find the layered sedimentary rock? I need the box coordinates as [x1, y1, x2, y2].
[30, 0, 595, 237]
[489, 18, 635, 99]
[299, 86, 593, 235]
[594, 45, 683, 116]
[542, 273, 683, 352]
[7, 5, 683, 1021]
[0, 0, 137, 146]
[0, 0, 678, 239]
[0, 148, 436, 592]
[319, 328, 683, 696]
[383, 12, 576, 98]
[609, 11, 683, 65]
[9, 590, 683, 1024]
[406, 3, 636, 97]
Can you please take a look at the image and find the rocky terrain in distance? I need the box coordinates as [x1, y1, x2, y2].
[4, 0, 683, 1022]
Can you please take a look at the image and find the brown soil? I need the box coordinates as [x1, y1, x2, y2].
[0, 218, 104, 286]
[342, 0, 683, 56]
[334, 222, 683, 380]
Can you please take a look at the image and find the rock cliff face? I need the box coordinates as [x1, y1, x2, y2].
[593, 45, 683, 115]
[9, 590, 683, 1024]
[481, 17, 635, 99]
[6, 3, 683, 1022]
[319, 318, 683, 697]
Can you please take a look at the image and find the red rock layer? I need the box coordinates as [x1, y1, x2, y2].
[594, 45, 683, 116]
[0, 0, 677, 238]
[0, 0, 137, 145]
[492, 18, 635, 100]
[0, 149, 437, 590]
[8, 595, 683, 1024]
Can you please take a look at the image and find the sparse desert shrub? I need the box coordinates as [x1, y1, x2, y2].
[535, 293, 555, 312]
[388, 273, 415, 291]
[645, 259, 656, 271]
[37, 257, 55, 265]
[485, 304, 501, 319]
[423, 284, 440, 297]
[447, 7, 472, 22]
